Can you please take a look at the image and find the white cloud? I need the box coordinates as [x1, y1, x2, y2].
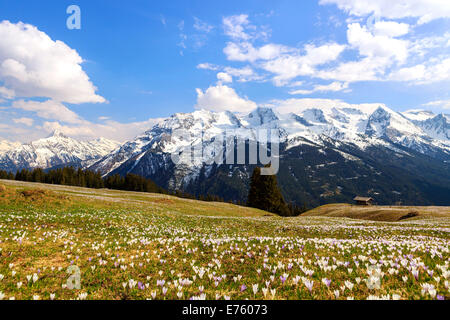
[11, 100, 84, 124]
[220, 14, 347, 86]
[289, 81, 349, 95]
[224, 66, 253, 77]
[41, 118, 162, 143]
[388, 64, 426, 82]
[224, 42, 292, 62]
[178, 20, 185, 31]
[262, 43, 346, 85]
[13, 117, 33, 126]
[312, 23, 410, 83]
[197, 62, 262, 82]
[319, 0, 450, 24]
[0, 21, 105, 104]
[195, 84, 257, 112]
[224, 66, 263, 82]
[197, 63, 220, 71]
[347, 23, 409, 63]
[0, 123, 31, 140]
[427, 58, 450, 82]
[307, 3, 450, 88]
[217, 72, 232, 83]
[303, 43, 348, 65]
[423, 99, 450, 110]
[160, 15, 166, 27]
[389, 58, 450, 83]
[410, 33, 450, 57]
[204, 12, 449, 96]
[223, 14, 252, 40]
[372, 21, 409, 38]
[316, 57, 383, 82]
[222, 14, 270, 41]
[194, 17, 214, 33]
[2, 107, 164, 143]
[1, 108, 164, 142]
[0, 86, 14, 99]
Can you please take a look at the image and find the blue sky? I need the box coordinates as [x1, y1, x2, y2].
[0, 0, 449, 142]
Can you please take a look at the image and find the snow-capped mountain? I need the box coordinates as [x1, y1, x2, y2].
[90, 104, 450, 205]
[92, 104, 450, 177]
[3, 103, 448, 205]
[0, 140, 21, 155]
[0, 130, 120, 172]
[401, 109, 436, 122]
[402, 110, 450, 141]
[90, 110, 246, 188]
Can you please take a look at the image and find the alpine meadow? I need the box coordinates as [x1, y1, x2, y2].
[0, 0, 449, 308]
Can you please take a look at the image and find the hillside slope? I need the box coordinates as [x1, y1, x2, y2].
[302, 203, 450, 221]
[2, 179, 449, 222]
[0, 179, 271, 218]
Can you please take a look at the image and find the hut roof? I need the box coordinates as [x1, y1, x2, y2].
[353, 196, 373, 202]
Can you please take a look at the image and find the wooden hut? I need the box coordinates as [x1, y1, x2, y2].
[353, 196, 374, 206]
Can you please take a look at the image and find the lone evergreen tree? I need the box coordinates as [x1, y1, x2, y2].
[247, 166, 290, 216]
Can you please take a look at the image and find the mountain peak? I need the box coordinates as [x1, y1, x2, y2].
[433, 113, 448, 121]
[0, 139, 21, 154]
[402, 109, 436, 122]
[0, 132, 120, 172]
[247, 107, 279, 125]
[301, 108, 328, 124]
[48, 129, 68, 139]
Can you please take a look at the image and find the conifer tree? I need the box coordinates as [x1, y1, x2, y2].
[247, 166, 290, 216]
[247, 167, 262, 209]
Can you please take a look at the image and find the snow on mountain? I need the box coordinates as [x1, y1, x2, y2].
[90, 110, 244, 176]
[243, 107, 279, 127]
[405, 113, 449, 142]
[302, 108, 329, 124]
[402, 109, 436, 122]
[0, 140, 21, 154]
[91, 103, 450, 183]
[0, 130, 120, 172]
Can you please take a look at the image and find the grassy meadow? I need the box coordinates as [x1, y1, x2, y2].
[0, 179, 449, 300]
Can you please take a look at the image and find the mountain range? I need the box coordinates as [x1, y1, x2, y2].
[0, 139, 21, 154]
[0, 130, 120, 172]
[1, 104, 449, 206]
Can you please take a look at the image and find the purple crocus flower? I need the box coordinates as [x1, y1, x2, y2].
[412, 269, 419, 281]
[157, 280, 165, 287]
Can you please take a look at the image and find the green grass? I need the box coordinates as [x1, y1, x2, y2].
[303, 203, 450, 221]
[0, 180, 449, 300]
